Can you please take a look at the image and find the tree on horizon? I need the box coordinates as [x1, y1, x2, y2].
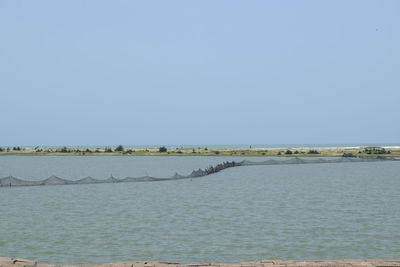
[115, 145, 124, 152]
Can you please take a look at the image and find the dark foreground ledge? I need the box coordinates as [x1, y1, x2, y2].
[2, 258, 400, 267]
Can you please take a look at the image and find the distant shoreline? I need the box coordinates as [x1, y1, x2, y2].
[0, 145, 399, 157]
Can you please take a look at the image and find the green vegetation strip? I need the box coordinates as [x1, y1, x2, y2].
[1, 145, 399, 158]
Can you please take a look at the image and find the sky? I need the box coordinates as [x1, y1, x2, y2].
[0, 1, 399, 146]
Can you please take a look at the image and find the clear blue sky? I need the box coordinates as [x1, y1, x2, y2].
[1, 1, 399, 146]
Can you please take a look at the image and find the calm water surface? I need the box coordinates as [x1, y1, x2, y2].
[0, 156, 399, 264]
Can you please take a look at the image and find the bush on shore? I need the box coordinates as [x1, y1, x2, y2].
[363, 147, 390, 154]
[115, 145, 124, 152]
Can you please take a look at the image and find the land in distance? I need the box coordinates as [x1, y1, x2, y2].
[1, 145, 399, 158]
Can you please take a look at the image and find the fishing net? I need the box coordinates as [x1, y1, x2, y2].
[0, 157, 398, 187]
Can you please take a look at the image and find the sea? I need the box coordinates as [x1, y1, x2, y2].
[0, 156, 399, 264]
